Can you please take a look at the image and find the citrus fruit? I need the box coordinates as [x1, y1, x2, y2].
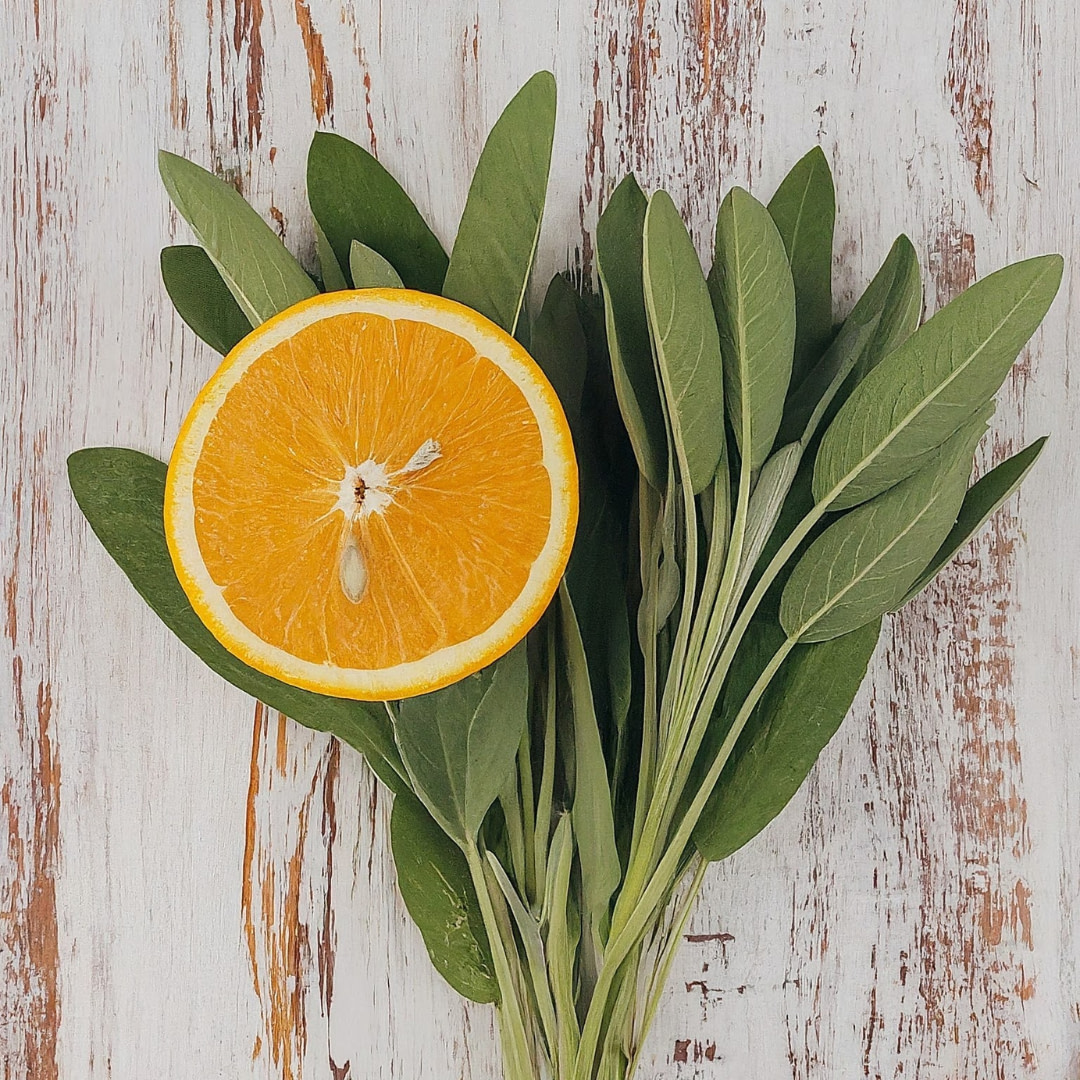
[164, 289, 578, 700]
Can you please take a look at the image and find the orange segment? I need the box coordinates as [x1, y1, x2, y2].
[165, 290, 578, 699]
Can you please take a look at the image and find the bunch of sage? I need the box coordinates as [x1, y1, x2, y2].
[68, 72, 1060, 1080]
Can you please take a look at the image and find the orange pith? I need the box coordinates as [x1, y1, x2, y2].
[164, 290, 578, 700]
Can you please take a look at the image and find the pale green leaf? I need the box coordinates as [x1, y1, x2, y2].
[709, 186, 796, 471]
[814, 254, 1062, 511]
[306, 131, 448, 293]
[390, 789, 498, 1003]
[442, 71, 556, 333]
[67, 448, 405, 791]
[158, 151, 317, 324]
[596, 175, 666, 488]
[767, 146, 835, 384]
[395, 644, 529, 846]
[558, 585, 621, 928]
[642, 190, 726, 493]
[160, 245, 253, 355]
[349, 239, 404, 288]
[897, 435, 1048, 606]
[782, 410, 991, 641]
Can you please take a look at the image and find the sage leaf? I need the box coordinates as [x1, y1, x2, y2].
[390, 788, 498, 1003]
[767, 146, 835, 385]
[67, 448, 405, 791]
[158, 151, 318, 324]
[782, 410, 991, 642]
[734, 442, 801, 601]
[897, 435, 1048, 606]
[486, 853, 558, 1040]
[160, 245, 252, 355]
[315, 220, 348, 291]
[531, 274, 588, 428]
[395, 643, 529, 846]
[350, 239, 404, 289]
[442, 71, 556, 334]
[709, 186, 796, 472]
[642, 190, 726, 493]
[596, 175, 666, 488]
[779, 234, 922, 445]
[695, 617, 880, 861]
[814, 254, 1063, 511]
[559, 585, 621, 930]
[306, 131, 448, 293]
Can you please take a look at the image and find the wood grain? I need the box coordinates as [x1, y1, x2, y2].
[2, 0, 1077, 1076]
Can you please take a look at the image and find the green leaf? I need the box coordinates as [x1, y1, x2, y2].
[709, 186, 796, 472]
[767, 147, 836, 385]
[559, 585, 621, 929]
[442, 71, 556, 334]
[781, 410, 991, 642]
[315, 221, 348, 291]
[390, 788, 498, 1003]
[67, 448, 405, 791]
[349, 239, 404, 289]
[395, 644, 529, 846]
[778, 234, 922, 445]
[158, 151, 318, 324]
[642, 190, 726, 493]
[596, 175, 666, 489]
[897, 435, 1048, 606]
[814, 254, 1063, 511]
[531, 274, 588, 428]
[160, 245, 253, 355]
[306, 131, 448, 293]
[695, 618, 880, 861]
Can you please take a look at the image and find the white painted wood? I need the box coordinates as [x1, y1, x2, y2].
[2, 0, 1077, 1076]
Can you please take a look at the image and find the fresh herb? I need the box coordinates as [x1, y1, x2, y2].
[71, 73, 1060, 1080]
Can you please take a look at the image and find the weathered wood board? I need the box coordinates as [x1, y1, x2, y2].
[2, 0, 1078, 1076]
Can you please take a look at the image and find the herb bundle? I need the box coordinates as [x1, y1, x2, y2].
[69, 72, 1060, 1080]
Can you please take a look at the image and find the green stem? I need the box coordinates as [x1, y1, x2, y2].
[625, 858, 708, 1079]
[575, 637, 796, 1080]
[465, 841, 536, 1080]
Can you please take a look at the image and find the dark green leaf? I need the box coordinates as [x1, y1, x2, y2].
[709, 186, 796, 471]
[596, 175, 666, 488]
[778, 234, 922, 445]
[160, 245, 253, 355]
[158, 151, 317, 324]
[390, 788, 498, 1003]
[897, 435, 1048, 606]
[531, 274, 588, 428]
[642, 190, 726, 493]
[306, 131, 448, 293]
[695, 618, 880, 861]
[349, 239, 404, 288]
[767, 147, 835, 385]
[315, 221, 348, 291]
[395, 644, 529, 846]
[814, 254, 1062, 511]
[67, 448, 405, 791]
[782, 410, 991, 642]
[442, 72, 556, 334]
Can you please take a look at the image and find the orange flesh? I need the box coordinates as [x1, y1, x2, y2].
[190, 311, 551, 671]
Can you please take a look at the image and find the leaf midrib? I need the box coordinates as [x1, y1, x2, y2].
[821, 264, 1050, 507]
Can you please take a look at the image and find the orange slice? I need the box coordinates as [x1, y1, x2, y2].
[165, 289, 578, 700]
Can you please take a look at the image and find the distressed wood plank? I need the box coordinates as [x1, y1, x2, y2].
[1, 0, 1077, 1077]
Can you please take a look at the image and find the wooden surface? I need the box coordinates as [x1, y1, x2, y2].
[3, 0, 1078, 1076]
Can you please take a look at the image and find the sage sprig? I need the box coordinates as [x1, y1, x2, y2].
[70, 73, 1060, 1080]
